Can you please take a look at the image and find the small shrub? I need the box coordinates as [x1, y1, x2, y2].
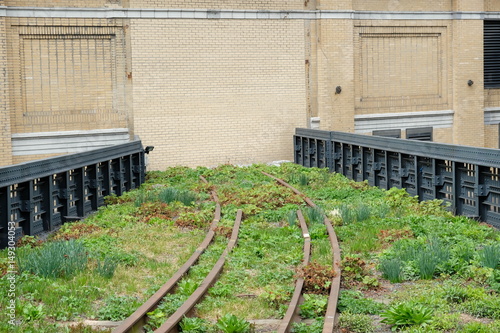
[479, 244, 500, 269]
[340, 255, 369, 288]
[339, 204, 357, 225]
[17, 240, 88, 278]
[380, 258, 403, 283]
[356, 203, 371, 222]
[303, 206, 324, 225]
[381, 302, 434, 331]
[215, 313, 252, 333]
[299, 293, 328, 318]
[95, 257, 118, 279]
[286, 210, 297, 227]
[338, 312, 375, 333]
[296, 261, 336, 294]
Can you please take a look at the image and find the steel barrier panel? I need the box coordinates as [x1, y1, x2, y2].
[294, 128, 500, 229]
[0, 140, 146, 248]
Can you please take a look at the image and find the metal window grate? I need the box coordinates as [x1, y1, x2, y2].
[372, 129, 401, 138]
[406, 127, 433, 141]
[484, 20, 500, 88]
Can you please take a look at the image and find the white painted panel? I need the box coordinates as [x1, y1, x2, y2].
[354, 110, 454, 133]
[11, 129, 129, 156]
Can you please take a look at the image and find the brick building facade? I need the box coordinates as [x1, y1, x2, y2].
[0, 0, 499, 169]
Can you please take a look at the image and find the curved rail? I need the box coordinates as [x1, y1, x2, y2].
[262, 171, 342, 333]
[155, 209, 243, 333]
[277, 210, 311, 333]
[114, 176, 221, 333]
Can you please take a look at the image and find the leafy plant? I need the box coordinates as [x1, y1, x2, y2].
[337, 312, 375, 333]
[338, 290, 385, 314]
[299, 293, 328, 318]
[296, 261, 335, 294]
[381, 302, 434, 331]
[215, 313, 252, 333]
[291, 318, 323, 332]
[179, 316, 209, 333]
[20, 303, 45, 321]
[97, 295, 140, 321]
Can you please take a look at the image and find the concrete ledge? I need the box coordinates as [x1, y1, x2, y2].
[1, 7, 498, 20]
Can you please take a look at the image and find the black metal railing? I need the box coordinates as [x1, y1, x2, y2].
[294, 128, 500, 229]
[0, 140, 148, 248]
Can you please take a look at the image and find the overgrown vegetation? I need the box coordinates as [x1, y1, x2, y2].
[1, 163, 499, 332]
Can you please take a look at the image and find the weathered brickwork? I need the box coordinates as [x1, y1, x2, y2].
[5, 18, 131, 136]
[353, 22, 451, 116]
[131, 19, 306, 169]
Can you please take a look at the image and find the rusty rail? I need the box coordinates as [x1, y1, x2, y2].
[277, 210, 311, 333]
[114, 176, 220, 333]
[262, 171, 342, 333]
[155, 209, 243, 333]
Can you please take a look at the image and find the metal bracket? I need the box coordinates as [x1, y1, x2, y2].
[21, 200, 33, 212]
[351, 157, 361, 165]
[372, 162, 382, 171]
[399, 168, 409, 177]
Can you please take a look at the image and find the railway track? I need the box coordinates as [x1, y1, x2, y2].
[262, 172, 342, 333]
[114, 176, 223, 333]
[114, 172, 342, 333]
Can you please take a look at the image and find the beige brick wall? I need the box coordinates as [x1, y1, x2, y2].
[131, 19, 307, 169]
[452, 18, 484, 146]
[484, 124, 499, 149]
[352, 0, 451, 11]
[486, 0, 500, 11]
[4, 0, 123, 7]
[485, 89, 500, 108]
[316, 19, 355, 132]
[129, 1, 304, 10]
[0, 4, 13, 166]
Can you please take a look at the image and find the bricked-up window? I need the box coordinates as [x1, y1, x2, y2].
[9, 26, 128, 132]
[484, 21, 500, 88]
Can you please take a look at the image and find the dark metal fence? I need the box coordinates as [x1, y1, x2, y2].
[0, 140, 147, 248]
[294, 128, 500, 229]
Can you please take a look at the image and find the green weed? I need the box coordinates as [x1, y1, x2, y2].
[381, 302, 434, 331]
[215, 313, 252, 333]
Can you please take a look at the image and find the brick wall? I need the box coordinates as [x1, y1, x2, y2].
[0, 3, 13, 166]
[4, 0, 122, 7]
[130, 19, 306, 168]
[352, 0, 451, 11]
[129, 1, 305, 10]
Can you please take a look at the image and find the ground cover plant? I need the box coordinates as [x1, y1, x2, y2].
[0, 163, 499, 332]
